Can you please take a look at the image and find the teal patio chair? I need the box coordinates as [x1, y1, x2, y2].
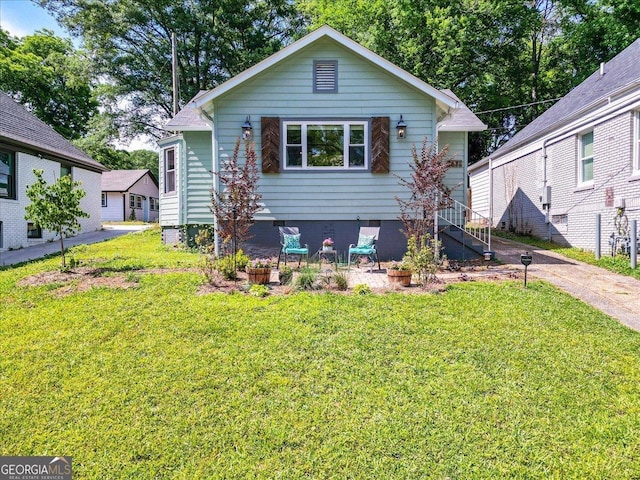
[277, 226, 309, 268]
[347, 226, 381, 272]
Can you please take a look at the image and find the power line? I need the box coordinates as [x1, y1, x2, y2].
[475, 97, 562, 115]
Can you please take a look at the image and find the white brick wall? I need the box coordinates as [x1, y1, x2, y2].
[0, 152, 102, 251]
[489, 110, 640, 253]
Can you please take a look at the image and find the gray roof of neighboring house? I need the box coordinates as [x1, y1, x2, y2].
[439, 89, 487, 131]
[101, 169, 158, 192]
[489, 37, 640, 160]
[0, 91, 106, 172]
[164, 90, 211, 131]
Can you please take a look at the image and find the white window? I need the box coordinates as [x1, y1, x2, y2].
[164, 148, 176, 193]
[578, 130, 594, 186]
[101, 192, 107, 207]
[283, 121, 368, 170]
[150, 197, 158, 211]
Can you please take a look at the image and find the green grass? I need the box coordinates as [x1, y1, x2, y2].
[1, 229, 640, 478]
[494, 230, 640, 280]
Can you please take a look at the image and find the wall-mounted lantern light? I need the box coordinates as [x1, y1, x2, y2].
[396, 115, 407, 139]
[242, 116, 253, 139]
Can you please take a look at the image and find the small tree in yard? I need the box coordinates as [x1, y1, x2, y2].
[210, 138, 261, 255]
[396, 139, 454, 283]
[24, 169, 89, 268]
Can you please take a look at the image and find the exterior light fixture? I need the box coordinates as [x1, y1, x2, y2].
[241, 116, 252, 139]
[396, 115, 407, 139]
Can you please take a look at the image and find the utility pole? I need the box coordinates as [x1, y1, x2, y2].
[171, 32, 179, 116]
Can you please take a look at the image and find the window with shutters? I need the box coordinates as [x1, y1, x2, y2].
[283, 121, 368, 170]
[313, 60, 338, 93]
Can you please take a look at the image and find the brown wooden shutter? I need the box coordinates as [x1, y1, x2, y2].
[261, 117, 280, 173]
[371, 116, 390, 173]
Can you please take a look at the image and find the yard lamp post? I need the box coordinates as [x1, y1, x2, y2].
[520, 251, 532, 288]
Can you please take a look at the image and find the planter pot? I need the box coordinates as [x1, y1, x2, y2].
[247, 267, 272, 285]
[387, 269, 412, 287]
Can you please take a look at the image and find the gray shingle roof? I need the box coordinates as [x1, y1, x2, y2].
[164, 90, 211, 131]
[101, 169, 157, 192]
[439, 89, 487, 131]
[0, 92, 106, 172]
[490, 37, 640, 159]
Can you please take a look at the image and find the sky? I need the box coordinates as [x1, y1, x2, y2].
[0, 0, 69, 39]
[0, 0, 157, 152]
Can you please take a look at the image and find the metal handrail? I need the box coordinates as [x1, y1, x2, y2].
[437, 198, 491, 252]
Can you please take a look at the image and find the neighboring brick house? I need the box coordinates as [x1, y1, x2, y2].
[469, 38, 640, 253]
[101, 169, 159, 222]
[0, 92, 106, 251]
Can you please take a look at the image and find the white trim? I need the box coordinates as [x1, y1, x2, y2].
[193, 26, 458, 112]
[282, 120, 369, 170]
[634, 111, 640, 174]
[577, 130, 594, 187]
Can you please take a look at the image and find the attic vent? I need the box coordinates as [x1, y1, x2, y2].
[314, 60, 338, 93]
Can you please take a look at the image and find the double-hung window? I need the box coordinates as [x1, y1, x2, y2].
[578, 130, 594, 186]
[283, 121, 368, 170]
[164, 148, 176, 193]
[0, 149, 16, 199]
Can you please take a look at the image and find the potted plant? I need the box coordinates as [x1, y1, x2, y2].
[246, 258, 272, 284]
[322, 237, 334, 252]
[386, 260, 412, 287]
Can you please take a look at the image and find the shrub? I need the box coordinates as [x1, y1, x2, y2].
[278, 266, 293, 285]
[332, 271, 349, 291]
[248, 284, 270, 297]
[213, 250, 250, 280]
[295, 267, 320, 291]
[352, 284, 372, 295]
[403, 235, 440, 285]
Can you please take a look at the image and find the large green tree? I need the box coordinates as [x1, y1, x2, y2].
[38, 0, 305, 139]
[0, 29, 97, 140]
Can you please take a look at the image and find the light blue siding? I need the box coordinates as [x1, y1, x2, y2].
[183, 131, 214, 224]
[439, 131, 467, 206]
[211, 38, 439, 221]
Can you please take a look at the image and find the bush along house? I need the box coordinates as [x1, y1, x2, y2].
[158, 26, 486, 260]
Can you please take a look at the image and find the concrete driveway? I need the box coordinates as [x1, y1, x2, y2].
[0, 224, 151, 267]
[491, 236, 640, 332]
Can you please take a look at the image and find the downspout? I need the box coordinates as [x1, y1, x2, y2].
[488, 157, 493, 253]
[542, 138, 550, 240]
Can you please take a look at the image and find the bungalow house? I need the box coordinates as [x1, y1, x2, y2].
[0, 92, 106, 250]
[101, 169, 159, 222]
[159, 26, 486, 259]
[469, 38, 640, 254]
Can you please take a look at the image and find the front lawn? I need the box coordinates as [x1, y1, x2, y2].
[1, 230, 640, 478]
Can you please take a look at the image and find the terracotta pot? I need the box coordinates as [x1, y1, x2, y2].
[247, 267, 272, 285]
[387, 269, 412, 287]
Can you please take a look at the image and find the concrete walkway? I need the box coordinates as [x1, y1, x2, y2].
[0, 224, 151, 267]
[491, 236, 640, 332]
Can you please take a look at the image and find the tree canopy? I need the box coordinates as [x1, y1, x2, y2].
[0, 29, 97, 139]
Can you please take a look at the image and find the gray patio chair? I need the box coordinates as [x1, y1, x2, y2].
[277, 226, 309, 268]
[347, 226, 381, 272]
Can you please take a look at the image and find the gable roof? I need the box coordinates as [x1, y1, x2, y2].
[0, 92, 106, 172]
[101, 169, 158, 192]
[438, 89, 487, 132]
[192, 25, 459, 113]
[489, 37, 640, 160]
[164, 90, 211, 131]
